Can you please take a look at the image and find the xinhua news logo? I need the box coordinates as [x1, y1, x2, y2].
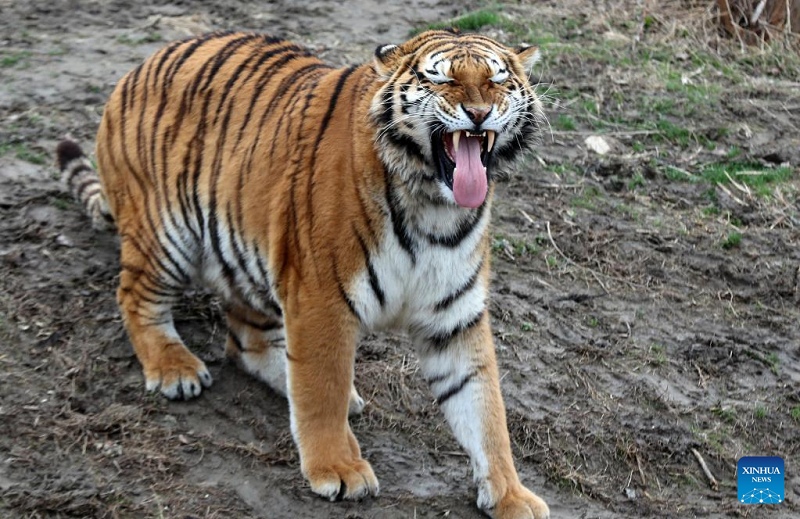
[738, 456, 784, 504]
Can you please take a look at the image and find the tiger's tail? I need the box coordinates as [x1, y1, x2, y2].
[56, 139, 114, 230]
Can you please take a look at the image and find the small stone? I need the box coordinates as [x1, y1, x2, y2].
[585, 136, 611, 155]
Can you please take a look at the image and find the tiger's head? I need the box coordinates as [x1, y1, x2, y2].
[370, 29, 544, 208]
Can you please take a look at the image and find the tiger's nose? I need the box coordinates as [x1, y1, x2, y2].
[464, 105, 491, 124]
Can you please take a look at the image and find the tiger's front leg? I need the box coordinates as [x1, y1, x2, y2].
[416, 311, 550, 519]
[283, 288, 379, 501]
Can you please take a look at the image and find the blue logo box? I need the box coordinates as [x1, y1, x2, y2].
[738, 456, 784, 504]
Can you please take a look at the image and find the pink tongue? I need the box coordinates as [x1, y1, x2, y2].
[453, 135, 487, 208]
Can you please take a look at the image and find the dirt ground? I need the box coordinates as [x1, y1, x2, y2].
[1, 1, 799, 517]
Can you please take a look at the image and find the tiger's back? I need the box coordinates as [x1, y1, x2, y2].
[97, 32, 384, 312]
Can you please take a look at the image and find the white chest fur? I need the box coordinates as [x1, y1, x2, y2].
[349, 203, 490, 337]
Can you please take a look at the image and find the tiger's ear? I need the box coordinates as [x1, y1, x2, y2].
[373, 44, 404, 78]
[514, 44, 541, 75]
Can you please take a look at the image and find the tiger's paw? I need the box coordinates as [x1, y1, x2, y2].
[481, 483, 550, 519]
[305, 457, 379, 501]
[144, 347, 213, 400]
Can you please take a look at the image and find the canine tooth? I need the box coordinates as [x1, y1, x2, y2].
[452, 130, 461, 152]
[486, 130, 496, 152]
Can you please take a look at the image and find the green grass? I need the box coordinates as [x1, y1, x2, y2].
[0, 143, 46, 165]
[571, 186, 602, 210]
[520, 322, 534, 332]
[721, 231, 742, 250]
[662, 161, 794, 198]
[699, 162, 794, 195]
[754, 406, 767, 420]
[117, 32, 162, 46]
[628, 173, 646, 190]
[412, 8, 502, 35]
[791, 406, 800, 422]
[648, 343, 667, 366]
[711, 405, 737, 424]
[492, 234, 540, 258]
[555, 114, 576, 131]
[51, 197, 72, 210]
[1, 51, 31, 68]
[744, 349, 780, 374]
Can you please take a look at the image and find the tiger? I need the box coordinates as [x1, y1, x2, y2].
[56, 28, 549, 518]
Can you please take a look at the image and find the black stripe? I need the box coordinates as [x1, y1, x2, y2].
[427, 310, 484, 349]
[243, 62, 328, 176]
[229, 330, 245, 352]
[80, 187, 102, 202]
[385, 129, 426, 164]
[434, 258, 484, 312]
[225, 201, 267, 296]
[74, 178, 100, 200]
[354, 228, 385, 307]
[67, 164, 93, 186]
[383, 169, 416, 263]
[307, 64, 358, 180]
[495, 118, 537, 164]
[230, 311, 282, 332]
[332, 255, 360, 322]
[152, 40, 185, 90]
[190, 92, 214, 242]
[198, 34, 259, 93]
[426, 201, 486, 248]
[436, 370, 479, 405]
[233, 53, 309, 149]
[121, 262, 184, 292]
[211, 43, 263, 125]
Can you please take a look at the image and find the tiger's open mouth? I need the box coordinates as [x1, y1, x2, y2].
[432, 129, 496, 208]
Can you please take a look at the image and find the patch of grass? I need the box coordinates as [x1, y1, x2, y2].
[412, 8, 502, 34]
[117, 32, 162, 46]
[654, 119, 691, 147]
[1, 51, 31, 68]
[615, 203, 639, 220]
[51, 197, 72, 210]
[1, 142, 46, 164]
[520, 322, 534, 332]
[721, 231, 742, 250]
[765, 353, 780, 374]
[628, 173, 646, 190]
[571, 186, 602, 210]
[548, 162, 580, 176]
[491, 234, 540, 258]
[587, 317, 599, 327]
[727, 146, 741, 159]
[754, 406, 767, 420]
[555, 114, 576, 131]
[699, 162, 794, 195]
[546, 256, 558, 268]
[648, 343, 667, 366]
[663, 162, 794, 198]
[791, 406, 800, 422]
[744, 349, 780, 374]
[711, 406, 737, 424]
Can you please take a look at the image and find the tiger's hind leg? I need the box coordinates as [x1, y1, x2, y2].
[225, 302, 287, 395]
[117, 233, 212, 400]
[225, 302, 365, 415]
